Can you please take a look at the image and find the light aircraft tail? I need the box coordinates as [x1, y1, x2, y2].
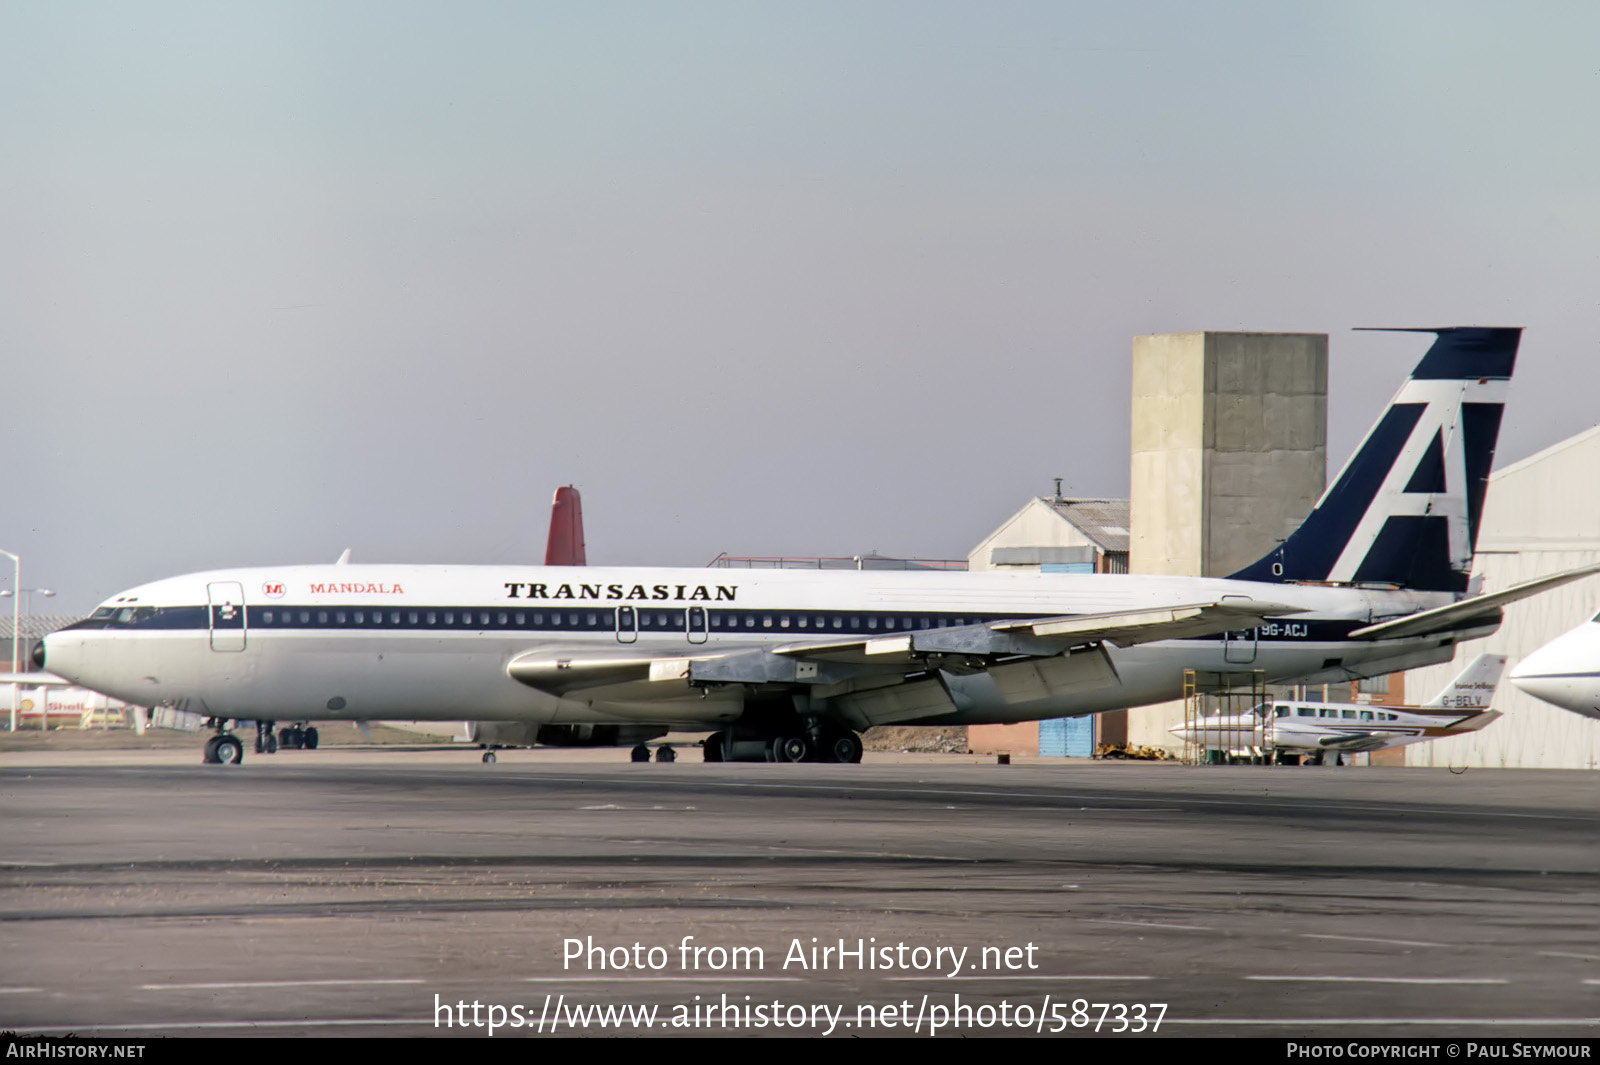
[1424, 653, 1506, 708]
[1229, 327, 1519, 593]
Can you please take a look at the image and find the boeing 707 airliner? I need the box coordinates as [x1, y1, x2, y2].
[39, 327, 1600, 763]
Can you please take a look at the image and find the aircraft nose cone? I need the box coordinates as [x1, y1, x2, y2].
[31, 640, 45, 669]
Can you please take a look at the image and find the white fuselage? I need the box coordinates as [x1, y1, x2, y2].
[1510, 620, 1600, 721]
[41, 563, 1470, 730]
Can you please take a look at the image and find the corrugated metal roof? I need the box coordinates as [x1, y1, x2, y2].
[0, 616, 83, 640]
[1043, 498, 1131, 553]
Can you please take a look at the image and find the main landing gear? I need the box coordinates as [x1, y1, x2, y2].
[277, 724, 319, 750]
[701, 723, 863, 763]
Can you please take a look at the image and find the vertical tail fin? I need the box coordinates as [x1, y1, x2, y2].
[544, 485, 587, 566]
[1228, 327, 1519, 592]
[1425, 653, 1507, 708]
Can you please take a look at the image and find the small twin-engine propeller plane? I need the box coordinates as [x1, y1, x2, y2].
[37, 327, 1600, 764]
[1169, 653, 1506, 764]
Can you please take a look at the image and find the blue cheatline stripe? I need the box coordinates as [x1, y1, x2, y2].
[66, 605, 1033, 638]
[62, 606, 1373, 644]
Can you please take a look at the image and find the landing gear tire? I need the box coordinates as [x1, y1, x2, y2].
[771, 734, 810, 763]
[205, 734, 244, 765]
[302, 727, 318, 750]
[482, 750, 496, 764]
[824, 731, 863, 764]
[655, 745, 676, 763]
[703, 732, 725, 762]
[630, 744, 651, 763]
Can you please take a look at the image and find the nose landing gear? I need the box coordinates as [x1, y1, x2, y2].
[202, 730, 245, 765]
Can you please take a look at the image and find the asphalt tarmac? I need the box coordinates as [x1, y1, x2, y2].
[0, 746, 1595, 1039]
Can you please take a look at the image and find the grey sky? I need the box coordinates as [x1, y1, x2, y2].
[3, 1, 1597, 614]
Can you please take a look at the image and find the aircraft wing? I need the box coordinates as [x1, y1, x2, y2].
[1350, 561, 1600, 641]
[1313, 733, 1393, 753]
[762, 599, 1306, 667]
[507, 600, 1307, 694]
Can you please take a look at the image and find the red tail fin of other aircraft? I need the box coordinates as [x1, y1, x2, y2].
[544, 485, 587, 566]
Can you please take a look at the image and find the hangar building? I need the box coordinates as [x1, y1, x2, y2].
[1396, 425, 1600, 770]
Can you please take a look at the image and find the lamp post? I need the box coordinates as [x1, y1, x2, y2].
[0, 550, 18, 732]
[1, 584, 54, 730]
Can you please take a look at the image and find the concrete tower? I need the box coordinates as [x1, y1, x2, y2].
[1127, 331, 1329, 748]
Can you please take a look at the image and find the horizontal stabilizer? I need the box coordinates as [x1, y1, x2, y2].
[1350, 561, 1600, 640]
[0, 672, 75, 686]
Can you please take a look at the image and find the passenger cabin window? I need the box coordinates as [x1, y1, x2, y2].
[1297, 708, 1314, 717]
[1319, 709, 1336, 718]
[1341, 710, 1356, 719]
[1274, 706, 1289, 718]
[1360, 711, 1374, 721]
